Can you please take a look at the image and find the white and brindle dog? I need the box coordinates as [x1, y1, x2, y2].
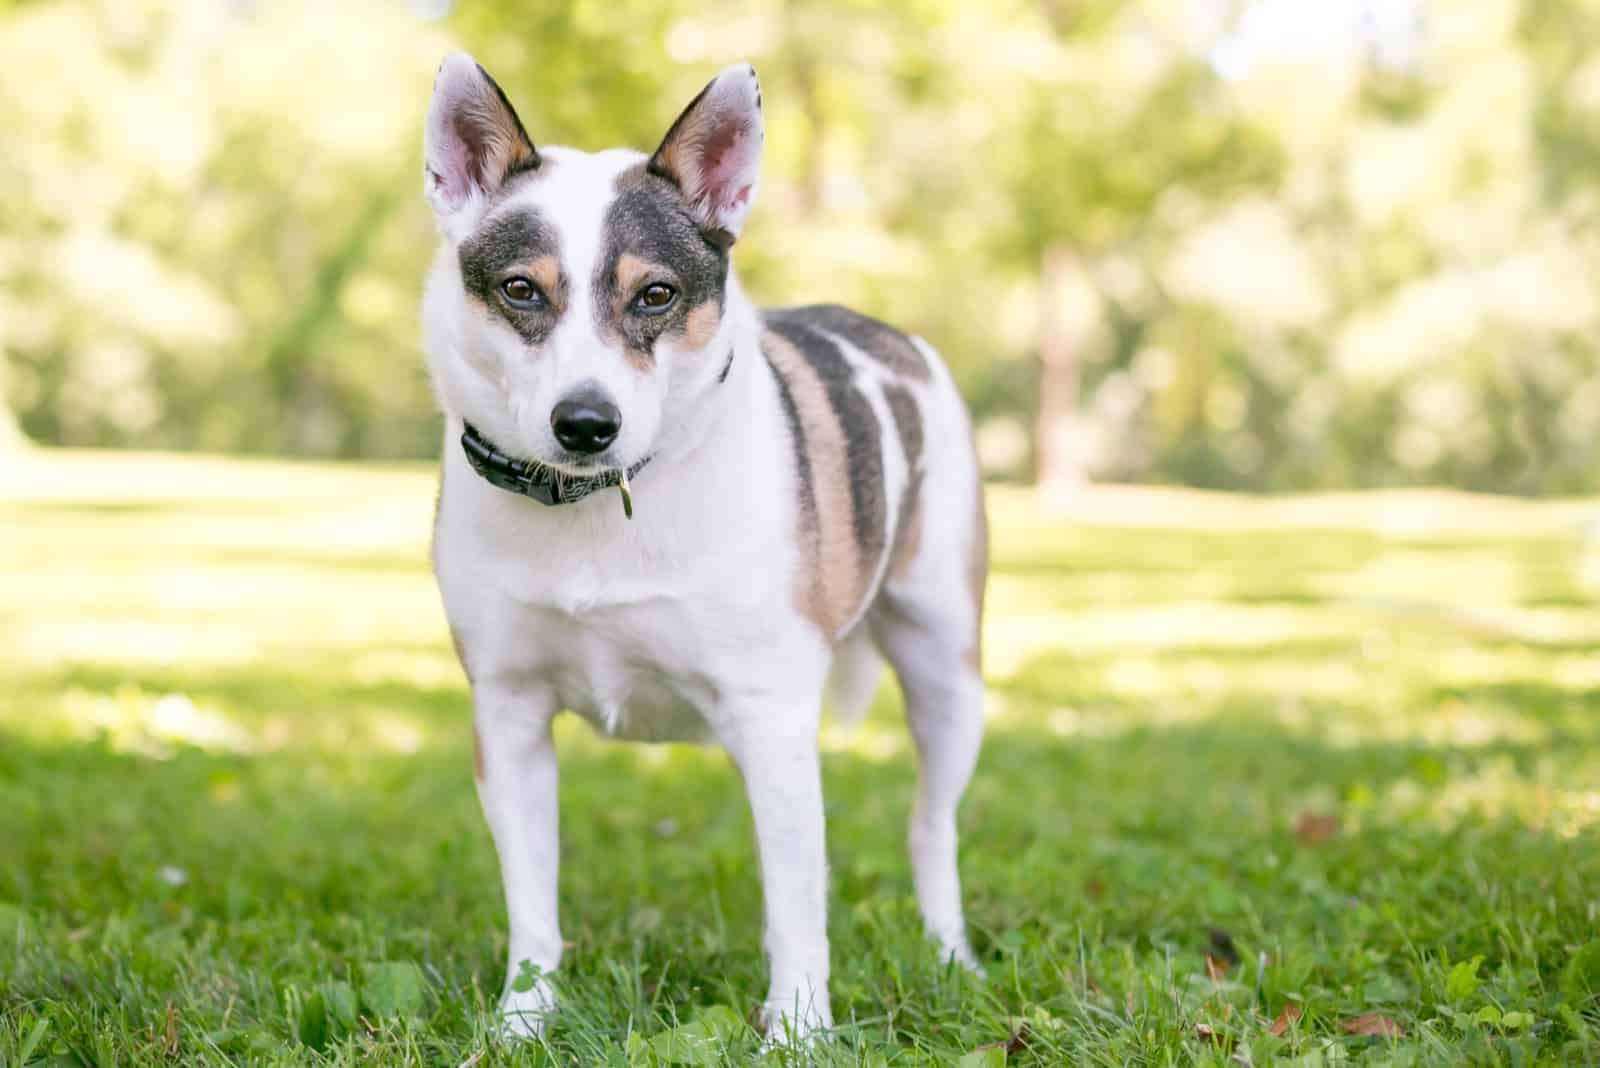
[421, 54, 988, 1041]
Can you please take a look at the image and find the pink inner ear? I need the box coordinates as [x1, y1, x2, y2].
[702, 121, 758, 212]
[426, 81, 481, 206]
[428, 138, 473, 204]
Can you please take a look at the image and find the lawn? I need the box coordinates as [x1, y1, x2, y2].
[3, 449, 1599, 1066]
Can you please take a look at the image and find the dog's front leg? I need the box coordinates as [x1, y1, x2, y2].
[718, 694, 832, 1042]
[473, 681, 561, 1038]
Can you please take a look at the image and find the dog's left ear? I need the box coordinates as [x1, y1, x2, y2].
[649, 63, 764, 248]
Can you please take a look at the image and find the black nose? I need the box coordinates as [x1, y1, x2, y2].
[550, 391, 621, 455]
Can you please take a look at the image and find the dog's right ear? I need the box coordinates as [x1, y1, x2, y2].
[424, 53, 539, 218]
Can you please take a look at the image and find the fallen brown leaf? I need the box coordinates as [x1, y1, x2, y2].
[1267, 1003, 1302, 1037]
[1194, 1022, 1234, 1050]
[1340, 1013, 1404, 1038]
[1294, 811, 1339, 846]
[974, 1023, 1032, 1055]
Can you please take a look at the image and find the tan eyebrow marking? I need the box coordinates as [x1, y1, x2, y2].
[615, 253, 672, 297]
[506, 255, 565, 308]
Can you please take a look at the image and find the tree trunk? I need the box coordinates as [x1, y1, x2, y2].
[1035, 243, 1090, 500]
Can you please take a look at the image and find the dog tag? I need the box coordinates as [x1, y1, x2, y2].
[618, 471, 633, 519]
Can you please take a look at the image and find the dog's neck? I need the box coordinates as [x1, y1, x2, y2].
[639, 280, 765, 478]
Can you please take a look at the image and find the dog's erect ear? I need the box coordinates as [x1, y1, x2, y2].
[424, 53, 539, 217]
[649, 63, 764, 247]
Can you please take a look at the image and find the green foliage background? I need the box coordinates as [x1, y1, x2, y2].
[3, 0, 1598, 491]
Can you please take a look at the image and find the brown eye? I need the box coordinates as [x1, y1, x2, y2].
[500, 277, 543, 307]
[634, 283, 677, 313]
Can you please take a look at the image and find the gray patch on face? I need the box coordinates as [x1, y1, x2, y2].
[765, 313, 887, 573]
[594, 164, 729, 362]
[458, 207, 565, 345]
[774, 304, 930, 381]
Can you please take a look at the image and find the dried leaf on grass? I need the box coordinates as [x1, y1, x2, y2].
[1340, 1013, 1404, 1038]
[159, 1001, 178, 1056]
[1267, 1003, 1302, 1037]
[972, 1023, 1031, 1056]
[1294, 811, 1339, 845]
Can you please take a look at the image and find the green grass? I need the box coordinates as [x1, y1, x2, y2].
[3, 449, 1600, 1066]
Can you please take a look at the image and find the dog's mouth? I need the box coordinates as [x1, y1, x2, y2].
[544, 453, 618, 478]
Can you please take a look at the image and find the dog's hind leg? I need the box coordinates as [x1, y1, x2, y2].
[872, 468, 987, 971]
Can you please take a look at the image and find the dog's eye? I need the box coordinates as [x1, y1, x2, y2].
[500, 277, 544, 307]
[633, 284, 677, 313]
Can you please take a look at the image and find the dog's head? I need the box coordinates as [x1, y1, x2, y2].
[421, 55, 762, 475]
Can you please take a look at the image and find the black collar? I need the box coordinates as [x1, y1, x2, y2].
[461, 422, 650, 518]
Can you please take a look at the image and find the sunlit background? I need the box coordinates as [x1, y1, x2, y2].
[5, 0, 1597, 492]
[4, 2, 1600, 1061]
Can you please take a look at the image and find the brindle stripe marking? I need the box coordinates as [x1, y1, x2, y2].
[766, 336, 818, 534]
[782, 304, 930, 382]
[883, 382, 925, 579]
[763, 330, 827, 630]
[763, 326, 884, 635]
[766, 316, 887, 584]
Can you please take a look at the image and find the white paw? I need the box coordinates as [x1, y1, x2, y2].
[499, 974, 557, 1040]
[756, 992, 832, 1049]
[941, 937, 985, 977]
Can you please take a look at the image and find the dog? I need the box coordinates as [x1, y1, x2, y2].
[421, 53, 988, 1042]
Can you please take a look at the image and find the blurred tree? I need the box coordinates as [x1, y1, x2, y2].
[0, 0, 1594, 493]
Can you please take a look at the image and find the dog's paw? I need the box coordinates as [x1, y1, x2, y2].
[942, 938, 986, 978]
[498, 975, 558, 1040]
[756, 993, 832, 1049]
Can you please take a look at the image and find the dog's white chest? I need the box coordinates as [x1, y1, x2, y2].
[432, 461, 786, 745]
[519, 598, 720, 743]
